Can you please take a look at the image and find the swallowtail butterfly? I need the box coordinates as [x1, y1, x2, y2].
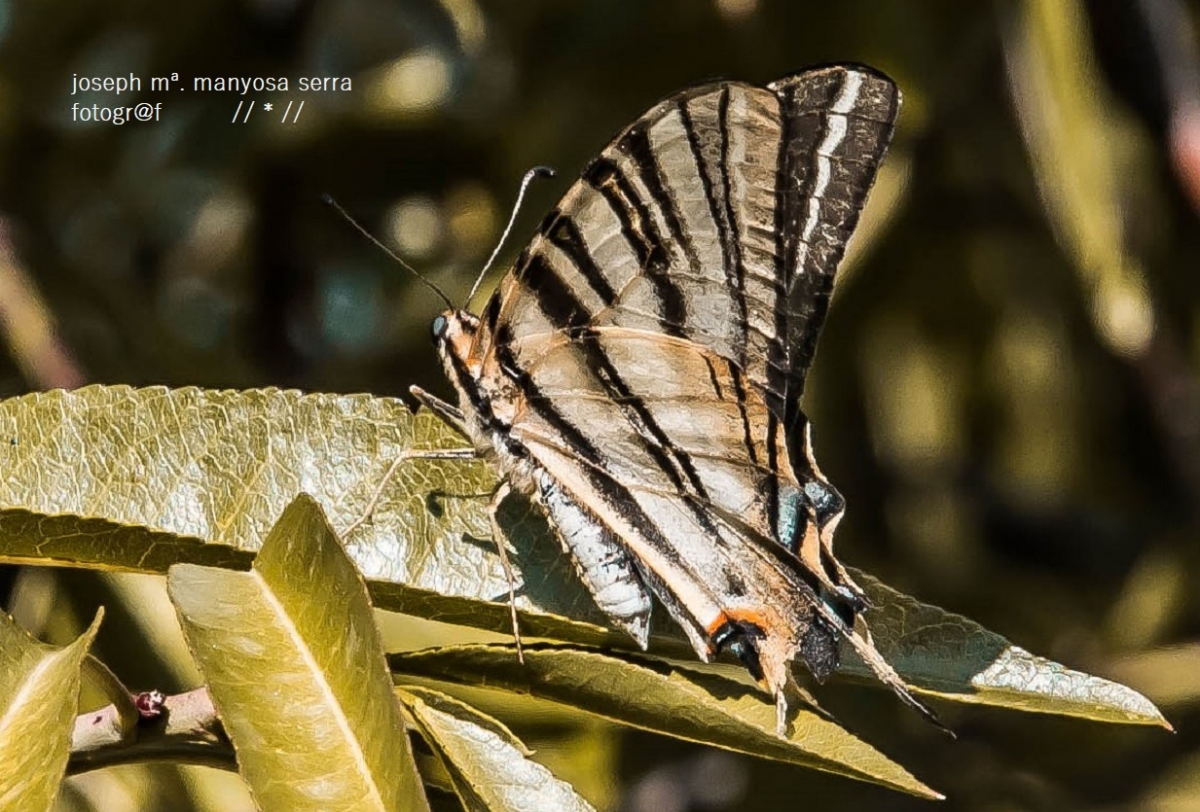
[412, 64, 938, 731]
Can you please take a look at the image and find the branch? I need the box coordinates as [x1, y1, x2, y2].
[67, 687, 236, 775]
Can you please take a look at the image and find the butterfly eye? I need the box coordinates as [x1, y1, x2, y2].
[430, 314, 448, 341]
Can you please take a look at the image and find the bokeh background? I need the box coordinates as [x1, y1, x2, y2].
[2, 0, 1200, 809]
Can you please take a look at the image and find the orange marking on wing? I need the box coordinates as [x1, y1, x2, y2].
[705, 608, 788, 641]
[724, 608, 769, 634]
[704, 614, 732, 640]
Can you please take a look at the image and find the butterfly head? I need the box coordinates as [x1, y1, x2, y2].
[430, 309, 481, 371]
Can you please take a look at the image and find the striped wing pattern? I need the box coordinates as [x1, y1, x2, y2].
[430, 65, 935, 726]
[498, 328, 831, 669]
[480, 66, 899, 419]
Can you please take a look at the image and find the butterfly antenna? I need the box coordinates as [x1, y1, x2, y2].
[465, 166, 556, 307]
[322, 193, 454, 310]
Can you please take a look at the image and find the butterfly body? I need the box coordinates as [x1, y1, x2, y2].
[419, 64, 940, 729]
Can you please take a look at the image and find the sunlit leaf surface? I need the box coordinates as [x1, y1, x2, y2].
[846, 573, 1170, 727]
[391, 643, 940, 798]
[168, 495, 428, 812]
[0, 386, 601, 638]
[398, 685, 596, 812]
[0, 386, 1170, 729]
[0, 609, 103, 812]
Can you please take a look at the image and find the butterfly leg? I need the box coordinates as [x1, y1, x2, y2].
[410, 389, 524, 661]
[410, 385, 470, 439]
[341, 386, 481, 538]
[343, 446, 478, 538]
[769, 664, 841, 737]
[487, 480, 525, 663]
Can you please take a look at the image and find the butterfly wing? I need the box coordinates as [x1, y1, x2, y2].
[490, 325, 811, 654]
[767, 68, 900, 412]
[474, 65, 898, 579]
[474, 65, 900, 424]
[446, 65, 927, 722]
[480, 325, 931, 723]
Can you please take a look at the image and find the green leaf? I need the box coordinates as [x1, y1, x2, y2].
[167, 495, 428, 812]
[0, 385, 604, 641]
[0, 609, 103, 812]
[846, 572, 1171, 728]
[390, 643, 940, 799]
[397, 685, 596, 812]
[0, 386, 1170, 729]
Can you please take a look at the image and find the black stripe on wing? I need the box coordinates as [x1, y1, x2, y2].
[770, 65, 900, 423]
[582, 156, 688, 337]
[544, 214, 619, 308]
[620, 124, 706, 309]
[518, 253, 715, 508]
[714, 89, 750, 366]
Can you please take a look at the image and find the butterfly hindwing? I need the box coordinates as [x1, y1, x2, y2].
[769, 68, 901, 412]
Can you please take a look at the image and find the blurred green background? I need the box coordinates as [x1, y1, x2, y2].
[2, 0, 1200, 809]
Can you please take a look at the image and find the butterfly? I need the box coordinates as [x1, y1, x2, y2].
[409, 64, 938, 732]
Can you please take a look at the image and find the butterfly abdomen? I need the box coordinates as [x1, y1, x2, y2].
[535, 468, 654, 648]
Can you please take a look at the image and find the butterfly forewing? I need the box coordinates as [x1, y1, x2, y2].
[430, 64, 937, 728]
[770, 69, 901, 411]
[476, 66, 898, 422]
